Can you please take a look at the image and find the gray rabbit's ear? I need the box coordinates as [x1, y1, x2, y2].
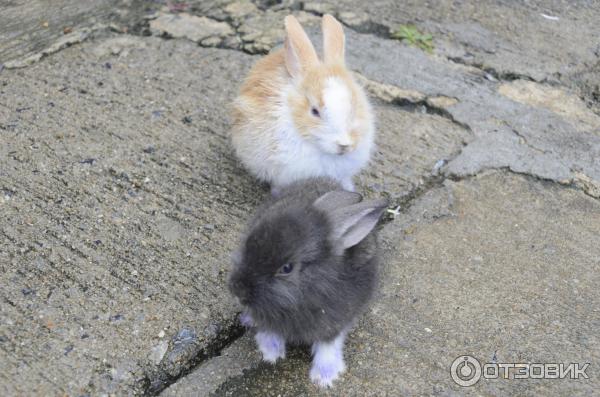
[313, 190, 363, 213]
[327, 198, 389, 249]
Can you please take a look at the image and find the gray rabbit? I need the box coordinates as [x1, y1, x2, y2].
[228, 178, 388, 387]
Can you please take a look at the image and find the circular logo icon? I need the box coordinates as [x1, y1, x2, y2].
[451, 355, 482, 386]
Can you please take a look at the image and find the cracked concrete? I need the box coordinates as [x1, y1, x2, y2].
[200, 171, 600, 396]
[1, 0, 599, 395]
[149, 13, 234, 46]
[1, 34, 262, 396]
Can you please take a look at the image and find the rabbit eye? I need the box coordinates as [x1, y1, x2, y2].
[278, 262, 294, 275]
[310, 107, 320, 117]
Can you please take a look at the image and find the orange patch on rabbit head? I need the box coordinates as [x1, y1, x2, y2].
[289, 65, 357, 135]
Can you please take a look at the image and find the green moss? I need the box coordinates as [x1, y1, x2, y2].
[390, 25, 434, 53]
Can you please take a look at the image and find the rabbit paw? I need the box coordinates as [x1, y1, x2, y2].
[310, 338, 346, 388]
[255, 331, 285, 363]
[309, 353, 346, 388]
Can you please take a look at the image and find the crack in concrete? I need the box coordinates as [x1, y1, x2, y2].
[145, 321, 245, 396]
[355, 73, 471, 133]
[2, 25, 108, 69]
[387, 158, 600, 231]
[572, 171, 600, 199]
[449, 165, 600, 201]
[298, 2, 545, 86]
[507, 126, 549, 155]
[0, 8, 258, 69]
[185, 164, 599, 394]
[0, 1, 563, 96]
[445, 56, 536, 82]
[152, 171, 460, 394]
[300, 2, 391, 37]
[130, 10, 272, 56]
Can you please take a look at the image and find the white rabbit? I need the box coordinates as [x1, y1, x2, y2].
[231, 14, 375, 192]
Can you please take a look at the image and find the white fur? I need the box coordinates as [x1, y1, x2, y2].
[310, 331, 347, 387]
[233, 71, 374, 191]
[319, 77, 353, 152]
[255, 331, 286, 363]
[232, 14, 375, 191]
[273, 80, 373, 191]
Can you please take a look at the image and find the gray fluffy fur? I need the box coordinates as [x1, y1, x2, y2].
[228, 178, 388, 344]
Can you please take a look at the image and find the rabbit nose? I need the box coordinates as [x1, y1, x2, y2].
[337, 143, 351, 154]
[335, 135, 353, 154]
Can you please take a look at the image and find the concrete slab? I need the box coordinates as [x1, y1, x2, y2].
[0, 0, 141, 67]
[303, 1, 600, 95]
[340, 29, 600, 193]
[361, 105, 472, 201]
[0, 34, 262, 395]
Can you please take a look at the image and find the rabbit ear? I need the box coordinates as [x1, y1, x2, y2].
[322, 14, 345, 65]
[327, 198, 388, 249]
[284, 15, 319, 78]
[313, 190, 363, 214]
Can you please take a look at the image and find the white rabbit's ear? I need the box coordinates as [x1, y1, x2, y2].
[327, 198, 388, 249]
[313, 190, 363, 214]
[284, 15, 319, 78]
[322, 14, 345, 65]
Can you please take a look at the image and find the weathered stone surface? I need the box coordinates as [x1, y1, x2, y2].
[339, 28, 600, 196]
[149, 13, 234, 45]
[573, 172, 600, 199]
[3, 28, 95, 69]
[162, 334, 259, 396]
[426, 95, 459, 109]
[236, 10, 319, 54]
[0, 0, 125, 65]
[498, 80, 600, 132]
[207, 171, 600, 396]
[223, 1, 260, 22]
[359, 105, 472, 202]
[0, 34, 262, 396]
[355, 73, 427, 104]
[303, 0, 600, 84]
